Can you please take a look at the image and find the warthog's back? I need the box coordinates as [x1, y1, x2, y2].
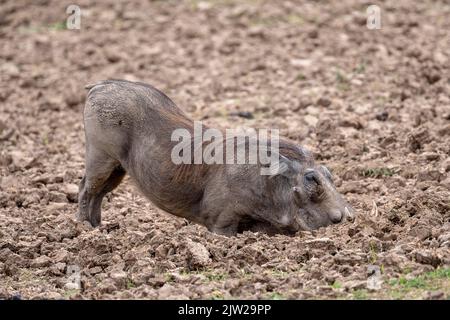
[84, 79, 192, 132]
[83, 79, 194, 162]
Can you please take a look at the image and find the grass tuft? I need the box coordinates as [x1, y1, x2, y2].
[361, 167, 396, 178]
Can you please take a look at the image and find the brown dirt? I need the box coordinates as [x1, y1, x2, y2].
[0, 0, 449, 300]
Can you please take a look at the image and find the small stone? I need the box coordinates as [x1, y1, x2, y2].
[10, 293, 22, 300]
[409, 225, 432, 241]
[407, 127, 430, 152]
[420, 152, 440, 161]
[9, 151, 36, 169]
[339, 181, 365, 194]
[155, 244, 168, 258]
[64, 184, 79, 202]
[196, 1, 213, 11]
[32, 174, 51, 185]
[375, 111, 389, 121]
[424, 71, 441, 84]
[425, 291, 445, 300]
[49, 191, 68, 203]
[308, 29, 318, 39]
[438, 124, 450, 136]
[49, 262, 66, 275]
[157, 283, 175, 299]
[31, 255, 52, 268]
[55, 262, 66, 271]
[324, 273, 338, 285]
[53, 174, 64, 183]
[186, 240, 211, 270]
[340, 119, 364, 130]
[414, 250, 441, 267]
[416, 169, 443, 182]
[316, 97, 332, 107]
[305, 105, 319, 115]
[442, 158, 450, 172]
[315, 119, 337, 141]
[65, 91, 83, 107]
[382, 251, 408, 266]
[290, 59, 313, 67]
[229, 111, 254, 119]
[247, 26, 266, 39]
[304, 115, 318, 127]
[334, 250, 365, 265]
[44, 292, 63, 300]
[318, 286, 333, 293]
[21, 193, 41, 207]
[89, 266, 103, 275]
[0, 153, 12, 166]
[437, 232, 450, 247]
[46, 203, 67, 215]
[64, 282, 81, 290]
[105, 51, 122, 63]
[120, 208, 131, 216]
[53, 249, 70, 263]
[1, 62, 20, 77]
[305, 238, 336, 250]
[110, 270, 128, 288]
[343, 280, 366, 290]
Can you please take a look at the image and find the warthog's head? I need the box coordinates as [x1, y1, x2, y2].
[266, 155, 355, 234]
[291, 164, 355, 230]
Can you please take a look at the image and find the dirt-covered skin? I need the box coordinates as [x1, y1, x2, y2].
[0, 0, 449, 299]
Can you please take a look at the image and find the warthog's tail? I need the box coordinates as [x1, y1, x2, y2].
[84, 80, 112, 97]
[84, 83, 99, 90]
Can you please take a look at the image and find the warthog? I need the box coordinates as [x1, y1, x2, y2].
[79, 79, 354, 236]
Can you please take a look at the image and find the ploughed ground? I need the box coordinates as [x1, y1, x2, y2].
[0, 0, 449, 299]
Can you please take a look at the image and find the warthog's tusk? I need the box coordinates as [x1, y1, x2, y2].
[345, 207, 355, 222]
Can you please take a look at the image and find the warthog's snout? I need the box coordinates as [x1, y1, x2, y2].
[329, 206, 355, 224]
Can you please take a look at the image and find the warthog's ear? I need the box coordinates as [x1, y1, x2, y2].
[269, 155, 301, 178]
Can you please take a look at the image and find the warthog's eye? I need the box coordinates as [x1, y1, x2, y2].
[304, 170, 324, 202]
[304, 170, 320, 186]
